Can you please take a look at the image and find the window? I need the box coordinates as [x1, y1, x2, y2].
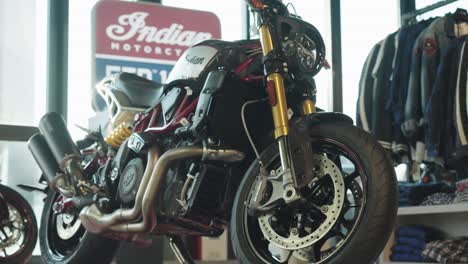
[0, 0, 47, 126]
[68, 0, 100, 139]
[0, 1, 47, 255]
[341, 0, 399, 121]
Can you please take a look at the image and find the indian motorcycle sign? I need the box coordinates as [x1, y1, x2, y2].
[92, 1, 221, 109]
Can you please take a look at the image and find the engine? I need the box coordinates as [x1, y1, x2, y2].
[117, 158, 144, 205]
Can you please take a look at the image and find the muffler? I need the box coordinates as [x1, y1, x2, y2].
[38, 112, 80, 163]
[29, 112, 86, 196]
[79, 146, 244, 234]
[28, 133, 61, 183]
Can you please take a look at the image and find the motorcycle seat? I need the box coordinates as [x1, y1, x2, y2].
[113, 72, 164, 108]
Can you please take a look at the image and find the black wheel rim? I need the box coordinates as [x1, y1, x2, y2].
[0, 196, 35, 261]
[243, 137, 368, 263]
[46, 193, 86, 260]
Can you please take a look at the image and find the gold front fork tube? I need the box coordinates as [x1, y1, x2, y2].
[301, 99, 317, 115]
[259, 26, 290, 139]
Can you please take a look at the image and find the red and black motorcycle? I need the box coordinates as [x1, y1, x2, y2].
[0, 184, 37, 264]
[28, 0, 397, 263]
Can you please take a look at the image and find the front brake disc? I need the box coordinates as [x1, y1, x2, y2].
[258, 154, 345, 250]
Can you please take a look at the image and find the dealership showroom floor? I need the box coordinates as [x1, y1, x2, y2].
[1, 0, 468, 263]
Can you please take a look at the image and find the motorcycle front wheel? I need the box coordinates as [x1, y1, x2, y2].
[0, 185, 37, 264]
[231, 121, 397, 264]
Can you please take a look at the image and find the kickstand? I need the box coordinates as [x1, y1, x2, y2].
[168, 236, 196, 264]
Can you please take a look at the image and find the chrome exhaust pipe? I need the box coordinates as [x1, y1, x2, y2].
[80, 145, 244, 234]
[79, 147, 159, 233]
[109, 146, 205, 233]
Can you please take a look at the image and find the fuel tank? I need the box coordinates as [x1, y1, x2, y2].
[167, 39, 262, 83]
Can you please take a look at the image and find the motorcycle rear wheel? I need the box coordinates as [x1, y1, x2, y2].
[39, 190, 119, 264]
[0, 185, 37, 264]
[231, 121, 397, 264]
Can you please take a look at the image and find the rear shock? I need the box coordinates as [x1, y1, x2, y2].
[105, 123, 133, 148]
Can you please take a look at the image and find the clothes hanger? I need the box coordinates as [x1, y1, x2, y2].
[453, 8, 468, 23]
[452, 8, 468, 37]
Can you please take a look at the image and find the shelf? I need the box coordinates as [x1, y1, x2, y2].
[398, 203, 468, 216]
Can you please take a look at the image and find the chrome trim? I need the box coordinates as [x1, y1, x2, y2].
[277, 137, 301, 203]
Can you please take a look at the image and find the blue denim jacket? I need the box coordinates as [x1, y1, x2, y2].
[404, 17, 452, 138]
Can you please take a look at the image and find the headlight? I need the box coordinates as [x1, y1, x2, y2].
[279, 16, 325, 77]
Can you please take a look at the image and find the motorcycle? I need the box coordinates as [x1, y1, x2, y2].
[0, 183, 37, 264]
[28, 0, 397, 263]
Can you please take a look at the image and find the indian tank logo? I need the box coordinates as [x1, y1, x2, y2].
[185, 55, 205, 65]
[106, 12, 213, 47]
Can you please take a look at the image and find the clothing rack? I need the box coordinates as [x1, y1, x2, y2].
[402, 0, 461, 24]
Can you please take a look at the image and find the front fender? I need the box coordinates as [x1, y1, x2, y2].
[289, 112, 354, 152]
[294, 112, 354, 128]
[254, 112, 353, 159]
[288, 112, 353, 187]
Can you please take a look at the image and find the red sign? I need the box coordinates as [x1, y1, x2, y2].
[92, 1, 221, 110]
[94, 1, 221, 62]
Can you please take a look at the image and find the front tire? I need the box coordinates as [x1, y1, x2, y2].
[39, 190, 119, 264]
[231, 121, 397, 264]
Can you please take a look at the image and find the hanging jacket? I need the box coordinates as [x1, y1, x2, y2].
[372, 33, 399, 152]
[402, 17, 446, 137]
[455, 39, 468, 149]
[403, 16, 453, 139]
[402, 30, 424, 139]
[357, 42, 382, 132]
[425, 39, 460, 158]
[387, 19, 434, 126]
[358, 10, 468, 166]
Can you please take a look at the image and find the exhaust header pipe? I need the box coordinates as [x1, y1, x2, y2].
[79, 146, 244, 234]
